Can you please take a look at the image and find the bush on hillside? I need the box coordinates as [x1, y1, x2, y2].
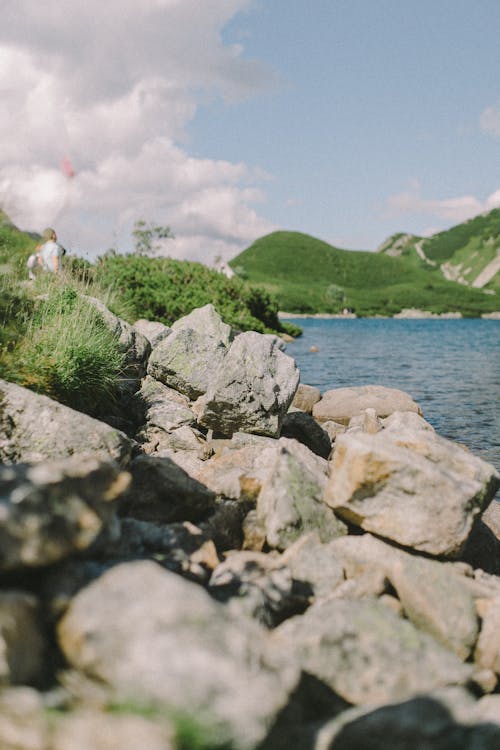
[93, 253, 300, 336]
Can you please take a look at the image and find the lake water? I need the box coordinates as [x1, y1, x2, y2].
[285, 318, 500, 476]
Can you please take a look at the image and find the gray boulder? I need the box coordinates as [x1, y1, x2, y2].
[313, 385, 422, 425]
[133, 319, 171, 348]
[134, 376, 196, 434]
[0, 380, 132, 466]
[291, 383, 321, 414]
[280, 410, 332, 458]
[133, 376, 208, 456]
[483, 500, 500, 539]
[330, 535, 479, 660]
[474, 598, 500, 675]
[196, 440, 277, 502]
[121, 454, 216, 524]
[51, 710, 175, 750]
[57, 560, 299, 750]
[324, 430, 499, 557]
[147, 328, 228, 400]
[0, 687, 49, 750]
[0, 456, 130, 569]
[108, 519, 219, 581]
[42, 521, 220, 620]
[147, 424, 212, 459]
[193, 331, 300, 437]
[257, 438, 347, 551]
[147, 304, 232, 399]
[0, 593, 46, 685]
[273, 598, 472, 706]
[281, 533, 345, 600]
[171, 303, 233, 343]
[347, 407, 383, 434]
[209, 550, 309, 627]
[317, 693, 500, 750]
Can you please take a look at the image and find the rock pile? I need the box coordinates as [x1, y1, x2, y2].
[0, 302, 499, 750]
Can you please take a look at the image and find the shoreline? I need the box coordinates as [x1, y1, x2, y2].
[279, 309, 500, 320]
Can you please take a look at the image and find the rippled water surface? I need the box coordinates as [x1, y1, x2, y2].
[285, 319, 500, 472]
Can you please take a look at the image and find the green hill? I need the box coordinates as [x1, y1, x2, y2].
[377, 208, 500, 293]
[230, 224, 500, 317]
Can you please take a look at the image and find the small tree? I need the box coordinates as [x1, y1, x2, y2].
[132, 220, 175, 256]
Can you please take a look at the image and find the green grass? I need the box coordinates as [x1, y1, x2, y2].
[0, 218, 126, 416]
[230, 229, 499, 317]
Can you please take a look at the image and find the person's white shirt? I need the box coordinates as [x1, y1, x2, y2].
[40, 240, 62, 272]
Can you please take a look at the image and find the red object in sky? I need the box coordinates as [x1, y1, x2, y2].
[61, 156, 76, 179]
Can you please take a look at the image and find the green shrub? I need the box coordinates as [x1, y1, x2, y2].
[5, 285, 124, 416]
[94, 253, 299, 337]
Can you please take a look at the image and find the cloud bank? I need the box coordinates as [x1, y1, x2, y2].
[0, 0, 276, 261]
[387, 180, 500, 226]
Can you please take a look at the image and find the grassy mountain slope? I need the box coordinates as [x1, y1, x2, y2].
[378, 209, 500, 292]
[230, 229, 499, 317]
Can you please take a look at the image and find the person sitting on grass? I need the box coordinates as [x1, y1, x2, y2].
[39, 227, 65, 273]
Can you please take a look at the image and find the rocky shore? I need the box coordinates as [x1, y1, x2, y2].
[1, 302, 500, 750]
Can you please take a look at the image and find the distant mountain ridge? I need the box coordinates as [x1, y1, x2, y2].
[377, 208, 500, 292]
[230, 211, 500, 317]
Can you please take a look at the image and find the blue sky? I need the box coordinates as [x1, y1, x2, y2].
[191, 0, 500, 249]
[1, 0, 499, 259]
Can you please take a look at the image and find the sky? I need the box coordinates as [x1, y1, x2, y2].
[1, 0, 500, 263]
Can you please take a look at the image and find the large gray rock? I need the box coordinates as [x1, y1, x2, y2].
[51, 711, 175, 750]
[41, 522, 219, 621]
[121, 454, 216, 524]
[193, 331, 300, 437]
[291, 383, 321, 414]
[313, 385, 422, 425]
[281, 533, 345, 600]
[171, 303, 233, 341]
[147, 328, 228, 400]
[147, 304, 232, 399]
[134, 376, 196, 434]
[0, 593, 46, 685]
[330, 535, 479, 660]
[0, 456, 130, 569]
[209, 550, 309, 627]
[280, 410, 332, 458]
[133, 377, 210, 458]
[0, 380, 132, 466]
[483, 501, 500, 539]
[324, 430, 499, 557]
[133, 318, 171, 348]
[149, 425, 211, 459]
[474, 598, 500, 674]
[196, 440, 277, 502]
[316, 693, 500, 750]
[57, 560, 299, 750]
[0, 687, 48, 750]
[257, 438, 347, 550]
[273, 598, 472, 706]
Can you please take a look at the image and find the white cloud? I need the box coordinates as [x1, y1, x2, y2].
[0, 1, 277, 262]
[386, 180, 500, 225]
[480, 103, 500, 137]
